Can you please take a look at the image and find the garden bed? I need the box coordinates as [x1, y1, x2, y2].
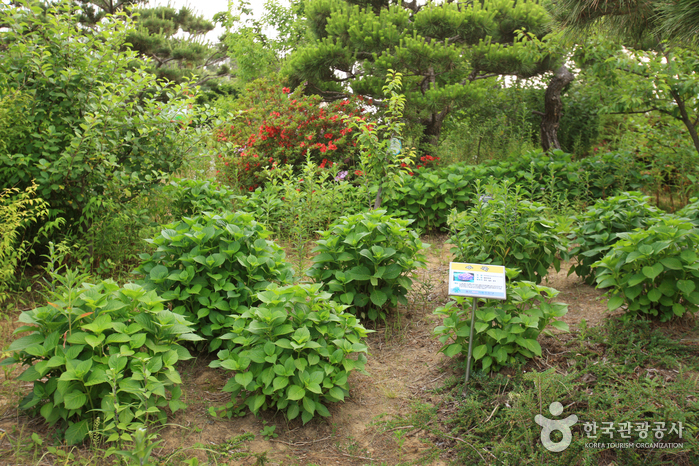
[1, 236, 697, 465]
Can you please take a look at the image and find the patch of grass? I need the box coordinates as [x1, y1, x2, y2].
[437, 318, 699, 465]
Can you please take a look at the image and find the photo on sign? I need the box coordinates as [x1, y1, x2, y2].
[453, 272, 474, 283]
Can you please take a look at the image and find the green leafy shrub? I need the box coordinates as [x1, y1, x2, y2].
[383, 167, 476, 232]
[306, 210, 428, 321]
[383, 150, 648, 231]
[0, 182, 61, 306]
[209, 284, 370, 424]
[164, 178, 237, 217]
[593, 216, 699, 322]
[576, 150, 648, 199]
[447, 181, 567, 284]
[1, 274, 199, 444]
[678, 197, 699, 227]
[136, 211, 293, 351]
[568, 192, 662, 284]
[234, 158, 368, 237]
[0, 1, 206, 228]
[433, 269, 569, 373]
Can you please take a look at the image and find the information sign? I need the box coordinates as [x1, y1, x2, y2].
[449, 262, 506, 300]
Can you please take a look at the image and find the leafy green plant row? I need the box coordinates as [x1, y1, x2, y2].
[136, 211, 294, 353]
[383, 150, 650, 231]
[447, 181, 567, 284]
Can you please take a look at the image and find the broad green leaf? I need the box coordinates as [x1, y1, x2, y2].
[472, 344, 487, 360]
[85, 369, 107, 386]
[65, 420, 89, 445]
[287, 385, 305, 401]
[607, 295, 624, 311]
[647, 288, 662, 302]
[370, 289, 387, 307]
[444, 343, 462, 358]
[673, 303, 685, 316]
[660, 257, 683, 270]
[235, 372, 253, 388]
[642, 263, 664, 280]
[677, 280, 696, 295]
[64, 391, 87, 410]
[303, 396, 315, 415]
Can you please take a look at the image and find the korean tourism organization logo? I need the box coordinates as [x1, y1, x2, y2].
[534, 402, 685, 452]
[534, 402, 578, 452]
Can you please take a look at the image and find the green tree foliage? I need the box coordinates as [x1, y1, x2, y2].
[285, 0, 557, 147]
[72, 0, 232, 101]
[573, 41, 699, 157]
[0, 0, 206, 228]
[223, 0, 308, 84]
[551, 0, 699, 158]
[550, 0, 699, 45]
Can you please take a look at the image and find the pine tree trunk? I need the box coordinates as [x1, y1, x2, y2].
[540, 66, 575, 152]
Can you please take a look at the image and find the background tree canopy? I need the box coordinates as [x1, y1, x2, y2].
[283, 0, 560, 148]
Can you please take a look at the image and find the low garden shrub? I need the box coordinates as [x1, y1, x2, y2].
[383, 150, 648, 231]
[164, 178, 237, 217]
[678, 197, 699, 227]
[1, 274, 199, 444]
[307, 210, 428, 322]
[136, 211, 293, 351]
[433, 269, 569, 373]
[233, 158, 368, 237]
[209, 283, 370, 424]
[447, 181, 567, 284]
[593, 216, 699, 322]
[568, 192, 662, 284]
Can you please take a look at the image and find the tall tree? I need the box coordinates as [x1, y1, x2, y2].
[223, 0, 308, 84]
[71, 0, 232, 101]
[284, 0, 559, 148]
[550, 0, 699, 156]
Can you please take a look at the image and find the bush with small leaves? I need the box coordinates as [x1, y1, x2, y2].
[447, 181, 567, 284]
[568, 192, 662, 284]
[433, 269, 569, 373]
[136, 211, 293, 351]
[209, 284, 370, 424]
[306, 210, 428, 321]
[593, 216, 699, 322]
[1, 275, 200, 444]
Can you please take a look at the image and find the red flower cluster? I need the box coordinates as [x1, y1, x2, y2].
[216, 80, 367, 191]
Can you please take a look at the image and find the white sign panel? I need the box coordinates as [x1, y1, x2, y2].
[449, 262, 507, 300]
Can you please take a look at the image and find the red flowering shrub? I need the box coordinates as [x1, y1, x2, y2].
[399, 154, 440, 176]
[215, 78, 366, 190]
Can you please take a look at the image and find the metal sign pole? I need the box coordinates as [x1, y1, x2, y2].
[463, 297, 478, 394]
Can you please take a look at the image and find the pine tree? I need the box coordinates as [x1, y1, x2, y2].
[550, 0, 699, 45]
[284, 0, 558, 147]
[73, 1, 232, 101]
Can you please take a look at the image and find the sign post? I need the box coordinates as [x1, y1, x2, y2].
[448, 262, 507, 392]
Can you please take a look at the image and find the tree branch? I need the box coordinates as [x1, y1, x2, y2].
[608, 109, 659, 115]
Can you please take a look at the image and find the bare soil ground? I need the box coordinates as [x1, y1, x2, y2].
[0, 235, 615, 465]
